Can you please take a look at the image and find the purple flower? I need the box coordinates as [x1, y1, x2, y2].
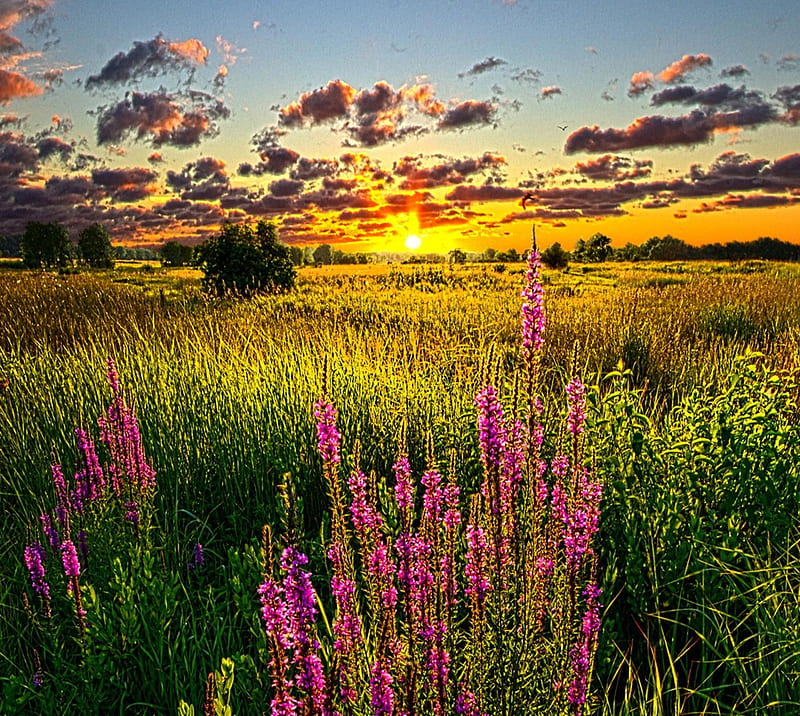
[474, 385, 505, 496]
[370, 657, 395, 716]
[455, 683, 483, 716]
[328, 542, 362, 704]
[71, 427, 105, 513]
[313, 398, 341, 465]
[566, 377, 587, 436]
[421, 467, 444, 525]
[393, 454, 414, 532]
[24, 543, 50, 606]
[521, 247, 546, 361]
[40, 513, 59, 551]
[60, 539, 81, 585]
[464, 523, 492, 604]
[51, 463, 69, 533]
[189, 542, 205, 569]
[567, 583, 603, 709]
[348, 467, 383, 534]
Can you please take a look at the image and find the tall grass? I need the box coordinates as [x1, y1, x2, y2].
[1, 261, 799, 713]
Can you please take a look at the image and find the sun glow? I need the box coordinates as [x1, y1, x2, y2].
[405, 234, 422, 250]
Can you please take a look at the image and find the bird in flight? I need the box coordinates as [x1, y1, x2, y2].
[521, 192, 535, 209]
[558, 124, 568, 131]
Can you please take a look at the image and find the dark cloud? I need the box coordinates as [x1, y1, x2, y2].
[574, 154, 652, 181]
[95, 90, 230, 147]
[35, 135, 73, 161]
[508, 67, 542, 86]
[776, 54, 798, 72]
[85, 34, 209, 89]
[459, 56, 507, 78]
[445, 183, 524, 202]
[92, 166, 158, 202]
[720, 65, 749, 78]
[278, 79, 356, 127]
[290, 156, 338, 181]
[269, 178, 304, 196]
[565, 100, 777, 154]
[166, 156, 229, 200]
[394, 152, 506, 190]
[438, 100, 496, 129]
[0, 129, 38, 175]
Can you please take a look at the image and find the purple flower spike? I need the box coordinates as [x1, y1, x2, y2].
[566, 377, 587, 436]
[189, 542, 205, 569]
[567, 583, 603, 709]
[24, 543, 50, 605]
[370, 657, 395, 716]
[521, 246, 546, 360]
[60, 539, 81, 585]
[314, 398, 341, 466]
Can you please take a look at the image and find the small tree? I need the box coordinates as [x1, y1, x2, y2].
[195, 221, 296, 296]
[448, 248, 466, 265]
[541, 241, 569, 269]
[161, 241, 194, 267]
[313, 243, 333, 266]
[21, 221, 72, 269]
[78, 223, 115, 268]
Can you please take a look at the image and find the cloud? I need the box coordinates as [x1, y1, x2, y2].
[574, 154, 652, 181]
[0, 68, 41, 102]
[720, 64, 749, 78]
[776, 54, 798, 72]
[278, 79, 356, 127]
[509, 67, 543, 86]
[657, 53, 712, 83]
[565, 99, 777, 154]
[445, 183, 524, 202]
[166, 156, 229, 200]
[0, 128, 37, 175]
[91, 165, 159, 202]
[540, 85, 562, 99]
[95, 90, 230, 147]
[35, 134, 73, 161]
[459, 56, 507, 78]
[394, 152, 506, 190]
[629, 53, 712, 97]
[438, 100, 496, 129]
[86, 34, 209, 89]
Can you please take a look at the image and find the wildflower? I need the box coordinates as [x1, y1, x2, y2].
[455, 683, 483, 716]
[370, 657, 395, 716]
[189, 542, 205, 569]
[567, 583, 603, 710]
[313, 398, 341, 465]
[39, 513, 59, 551]
[521, 246, 546, 361]
[348, 467, 383, 535]
[23, 543, 51, 615]
[464, 523, 492, 604]
[71, 427, 105, 513]
[51, 463, 70, 533]
[328, 542, 362, 703]
[393, 454, 414, 533]
[566, 377, 587, 437]
[60, 539, 81, 584]
[474, 385, 505, 495]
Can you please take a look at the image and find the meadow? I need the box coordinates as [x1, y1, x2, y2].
[1, 257, 799, 714]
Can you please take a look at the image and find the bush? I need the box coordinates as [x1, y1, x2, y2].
[195, 221, 296, 296]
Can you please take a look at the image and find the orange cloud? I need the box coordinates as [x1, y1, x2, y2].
[0, 68, 42, 103]
[168, 38, 209, 65]
[657, 53, 712, 83]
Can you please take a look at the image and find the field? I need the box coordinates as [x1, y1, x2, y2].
[1, 258, 799, 714]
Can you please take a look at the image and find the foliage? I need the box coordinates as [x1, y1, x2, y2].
[541, 241, 569, 269]
[313, 243, 333, 265]
[77, 223, 115, 268]
[573, 234, 612, 263]
[160, 240, 195, 267]
[20, 222, 72, 269]
[195, 221, 296, 296]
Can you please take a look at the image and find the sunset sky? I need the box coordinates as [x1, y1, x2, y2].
[1, 0, 799, 253]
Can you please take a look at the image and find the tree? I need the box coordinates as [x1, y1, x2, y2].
[78, 223, 115, 268]
[313, 243, 333, 265]
[195, 221, 296, 296]
[161, 241, 194, 267]
[448, 248, 466, 264]
[540, 242, 569, 269]
[21, 221, 72, 269]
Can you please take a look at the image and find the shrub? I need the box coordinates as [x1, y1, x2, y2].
[195, 221, 296, 296]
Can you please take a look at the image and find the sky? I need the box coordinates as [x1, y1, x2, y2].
[1, 0, 799, 253]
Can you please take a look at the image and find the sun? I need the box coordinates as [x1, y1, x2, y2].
[405, 234, 422, 250]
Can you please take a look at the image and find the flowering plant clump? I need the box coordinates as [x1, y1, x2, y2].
[259, 234, 604, 715]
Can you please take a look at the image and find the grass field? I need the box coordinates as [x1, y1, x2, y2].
[1, 259, 799, 714]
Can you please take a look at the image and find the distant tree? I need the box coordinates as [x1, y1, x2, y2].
[540, 241, 569, 269]
[313, 243, 333, 265]
[195, 221, 296, 296]
[497, 247, 521, 262]
[20, 221, 72, 269]
[641, 235, 695, 261]
[616, 242, 643, 262]
[303, 246, 316, 265]
[161, 241, 194, 267]
[586, 233, 612, 262]
[448, 248, 466, 264]
[288, 245, 304, 266]
[78, 223, 115, 268]
[481, 247, 498, 262]
[0, 234, 21, 258]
